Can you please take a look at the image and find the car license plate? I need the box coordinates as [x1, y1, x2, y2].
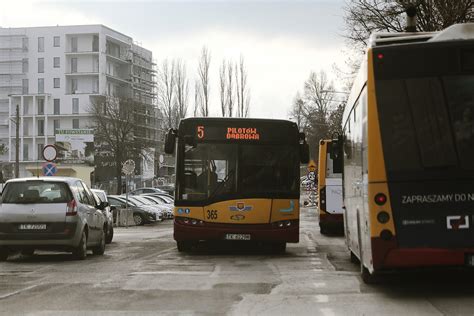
[19, 224, 47, 230]
[225, 233, 251, 241]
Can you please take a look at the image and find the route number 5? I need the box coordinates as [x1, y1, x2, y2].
[197, 126, 205, 139]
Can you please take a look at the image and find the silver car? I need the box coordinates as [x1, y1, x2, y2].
[91, 189, 114, 244]
[0, 177, 107, 261]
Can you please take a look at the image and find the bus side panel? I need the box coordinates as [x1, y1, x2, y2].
[366, 49, 397, 272]
[174, 206, 205, 220]
[318, 140, 328, 217]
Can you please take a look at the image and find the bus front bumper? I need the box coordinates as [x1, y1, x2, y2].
[174, 220, 299, 243]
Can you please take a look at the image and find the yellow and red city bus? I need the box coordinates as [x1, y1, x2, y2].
[318, 139, 343, 235]
[336, 24, 474, 282]
[165, 118, 309, 252]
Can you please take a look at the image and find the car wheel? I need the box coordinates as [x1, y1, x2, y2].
[105, 225, 114, 244]
[133, 213, 145, 226]
[93, 229, 106, 255]
[0, 247, 9, 261]
[72, 231, 88, 260]
[177, 241, 193, 252]
[21, 248, 35, 256]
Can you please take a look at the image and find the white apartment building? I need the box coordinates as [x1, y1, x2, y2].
[0, 25, 158, 182]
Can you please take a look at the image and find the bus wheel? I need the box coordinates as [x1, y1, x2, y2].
[177, 241, 193, 252]
[361, 265, 380, 284]
[319, 224, 329, 235]
[350, 251, 360, 264]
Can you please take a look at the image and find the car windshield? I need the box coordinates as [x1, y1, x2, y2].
[1, 181, 72, 204]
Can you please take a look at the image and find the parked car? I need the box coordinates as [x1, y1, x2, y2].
[0, 177, 107, 261]
[141, 195, 174, 219]
[126, 196, 168, 220]
[91, 189, 114, 244]
[130, 188, 167, 196]
[107, 195, 160, 226]
[156, 184, 175, 196]
[143, 192, 174, 201]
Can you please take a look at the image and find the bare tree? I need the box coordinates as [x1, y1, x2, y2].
[289, 92, 307, 132]
[235, 55, 250, 117]
[193, 80, 201, 117]
[226, 61, 234, 117]
[197, 46, 211, 117]
[158, 59, 176, 129]
[344, 0, 474, 50]
[175, 59, 189, 125]
[89, 96, 154, 194]
[219, 61, 227, 117]
[304, 70, 335, 118]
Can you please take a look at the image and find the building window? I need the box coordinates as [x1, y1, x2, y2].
[37, 119, 44, 136]
[92, 79, 99, 93]
[22, 58, 28, 73]
[71, 79, 78, 94]
[72, 98, 79, 114]
[72, 119, 79, 129]
[53, 99, 60, 115]
[53, 36, 60, 47]
[23, 102, 29, 115]
[22, 79, 28, 94]
[37, 98, 44, 115]
[53, 57, 60, 68]
[54, 78, 60, 88]
[92, 35, 99, 52]
[23, 122, 29, 136]
[37, 143, 44, 160]
[71, 37, 78, 52]
[71, 58, 77, 73]
[53, 119, 60, 135]
[38, 58, 44, 73]
[22, 37, 28, 51]
[23, 144, 29, 161]
[38, 37, 44, 52]
[38, 78, 44, 94]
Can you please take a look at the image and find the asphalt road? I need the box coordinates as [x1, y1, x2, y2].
[2, 203, 474, 315]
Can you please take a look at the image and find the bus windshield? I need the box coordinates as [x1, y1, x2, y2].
[179, 143, 299, 202]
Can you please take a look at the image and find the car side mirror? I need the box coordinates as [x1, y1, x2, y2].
[98, 201, 108, 210]
[300, 142, 309, 164]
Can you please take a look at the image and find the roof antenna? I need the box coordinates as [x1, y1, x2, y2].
[405, 4, 417, 32]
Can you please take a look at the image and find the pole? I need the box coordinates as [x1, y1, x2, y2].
[15, 104, 20, 178]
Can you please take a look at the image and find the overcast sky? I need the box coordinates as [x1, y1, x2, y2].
[1, 0, 348, 119]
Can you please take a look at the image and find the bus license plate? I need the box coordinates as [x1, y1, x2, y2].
[467, 255, 474, 266]
[225, 234, 251, 241]
[19, 224, 47, 230]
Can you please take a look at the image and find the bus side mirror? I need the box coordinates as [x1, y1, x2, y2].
[164, 129, 177, 154]
[300, 142, 309, 164]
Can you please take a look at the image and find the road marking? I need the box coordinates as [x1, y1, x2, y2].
[0, 285, 38, 300]
[320, 308, 336, 316]
[315, 295, 329, 303]
[313, 282, 326, 288]
[130, 271, 211, 276]
[312, 268, 323, 272]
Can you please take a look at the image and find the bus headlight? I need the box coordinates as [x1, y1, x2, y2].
[377, 211, 390, 224]
[278, 222, 284, 228]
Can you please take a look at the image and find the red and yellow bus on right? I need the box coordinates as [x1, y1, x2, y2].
[337, 23, 474, 282]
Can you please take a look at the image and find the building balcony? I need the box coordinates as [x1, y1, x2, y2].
[106, 53, 131, 65]
[65, 71, 99, 76]
[106, 74, 132, 85]
[65, 50, 99, 55]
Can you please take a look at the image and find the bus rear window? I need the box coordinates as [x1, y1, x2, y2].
[1, 181, 72, 204]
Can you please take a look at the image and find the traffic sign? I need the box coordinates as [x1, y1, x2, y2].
[308, 159, 317, 172]
[42, 145, 57, 162]
[122, 159, 135, 175]
[42, 162, 57, 176]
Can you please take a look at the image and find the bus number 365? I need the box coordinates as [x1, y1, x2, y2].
[207, 210, 218, 220]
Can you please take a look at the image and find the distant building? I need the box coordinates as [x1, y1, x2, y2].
[0, 25, 161, 185]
